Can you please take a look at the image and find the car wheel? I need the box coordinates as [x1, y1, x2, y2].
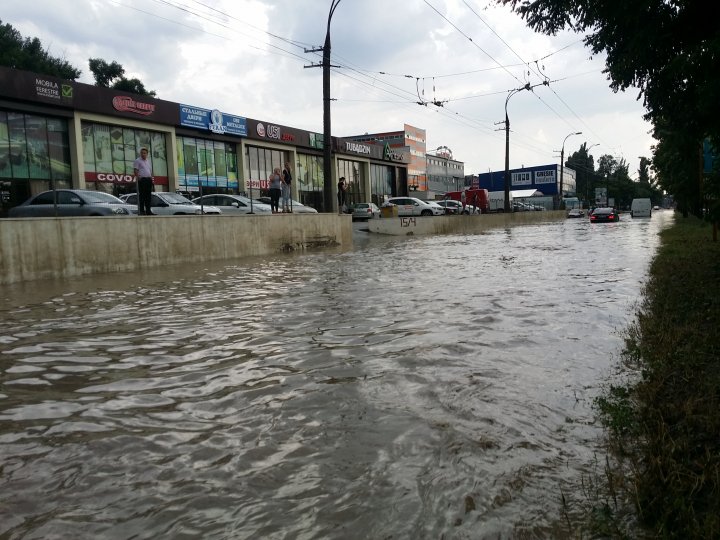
[421, 209, 432, 216]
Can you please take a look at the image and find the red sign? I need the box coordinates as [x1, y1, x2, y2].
[112, 96, 156, 116]
[84, 172, 168, 186]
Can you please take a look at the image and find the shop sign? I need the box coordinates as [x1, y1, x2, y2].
[511, 171, 532, 186]
[246, 178, 270, 190]
[85, 171, 168, 185]
[256, 122, 294, 142]
[180, 104, 247, 136]
[113, 96, 156, 116]
[309, 132, 324, 149]
[345, 141, 371, 154]
[384, 143, 405, 162]
[534, 169, 555, 184]
[34, 78, 72, 101]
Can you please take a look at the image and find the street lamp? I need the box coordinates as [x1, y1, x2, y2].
[502, 81, 548, 212]
[558, 131, 582, 209]
[585, 143, 599, 206]
[322, 0, 342, 213]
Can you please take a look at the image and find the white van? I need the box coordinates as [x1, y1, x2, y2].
[631, 198, 652, 218]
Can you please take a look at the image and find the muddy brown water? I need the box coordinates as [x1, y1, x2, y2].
[0, 212, 673, 539]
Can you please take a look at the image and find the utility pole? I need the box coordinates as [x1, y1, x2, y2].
[499, 81, 548, 213]
[557, 131, 582, 209]
[304, 0, 342, 213]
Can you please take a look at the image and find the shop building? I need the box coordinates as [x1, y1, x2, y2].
[0, 66, 408, 216]
[470, 164, 576, 197]
[426, 146, 464, 195]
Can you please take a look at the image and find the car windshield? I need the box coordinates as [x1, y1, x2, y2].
[162, 193, 195, 204]
[81, 191, 125, 204]
[594, 208, 613, 215]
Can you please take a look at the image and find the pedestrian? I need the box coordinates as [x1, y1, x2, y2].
[133, 147, 153, 215]
[282, 161, 292, 213]
[461, 189, 467, 214]
[337, 176, 346, 214]
[268, 167, 283, 213]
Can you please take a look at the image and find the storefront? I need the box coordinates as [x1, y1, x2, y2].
[0, 65, 408, 216]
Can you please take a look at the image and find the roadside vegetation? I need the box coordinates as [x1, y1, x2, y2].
[590, 216, 720, 537]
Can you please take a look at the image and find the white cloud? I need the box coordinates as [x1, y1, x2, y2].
[3, 0, 655, 175]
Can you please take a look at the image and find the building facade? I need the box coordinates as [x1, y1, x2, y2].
[472, 164, 576, 197]
[426, 146, 464, 194]
[0, 66, 408, 216]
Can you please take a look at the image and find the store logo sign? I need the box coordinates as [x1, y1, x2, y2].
[384, 143, 404, 162]
[209, 109, 226, 134]
[113, 96, 156, 116]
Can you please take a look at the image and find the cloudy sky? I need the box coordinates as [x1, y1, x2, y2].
[4, 0, 655, 176]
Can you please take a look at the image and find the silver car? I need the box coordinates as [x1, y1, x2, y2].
[351, 202, 380, 221]
[385, 197, 444, 217]
[192, 194, 272, 215]
[121, 192, 221, 215]
[9, 189, 137, 217]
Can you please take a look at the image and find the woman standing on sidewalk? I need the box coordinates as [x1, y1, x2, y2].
[268, 167, 283, 213]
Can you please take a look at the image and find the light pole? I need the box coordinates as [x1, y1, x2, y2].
[502, 81, 548, 212]
[322, 0, 342, 213]
[558, 131, 582, 209]
[585, 143, 599, 206]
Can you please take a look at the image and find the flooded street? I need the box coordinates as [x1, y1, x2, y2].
[1, 212, 673, 539]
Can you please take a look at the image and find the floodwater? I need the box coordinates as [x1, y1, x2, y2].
[0, 211, 673, 539]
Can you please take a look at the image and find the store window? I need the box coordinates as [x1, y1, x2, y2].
[337, 158, 364, 206]
[177, 136, 238, 196]
[244, 145, 285, 198]
[81, 121, 168, 196]
[296, 153, 324, 210]
[370, 164, 394, 205]
[0, 110, 71, 214]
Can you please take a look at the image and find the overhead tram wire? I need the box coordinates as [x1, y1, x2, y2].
[124, 0, 560, 161]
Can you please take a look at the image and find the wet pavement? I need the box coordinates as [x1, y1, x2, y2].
[0, 211, 673, 539]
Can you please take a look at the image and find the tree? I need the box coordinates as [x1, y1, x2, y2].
[496, 0, 719, 217]
[88, 57, 156, 97]
[0, 20, 80, 79]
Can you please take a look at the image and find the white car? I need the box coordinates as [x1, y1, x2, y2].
[256, 197, 318, 213]
[121, 192, 221, 215]
[385, 197, 444, 217]
[192, 194, 271, 214]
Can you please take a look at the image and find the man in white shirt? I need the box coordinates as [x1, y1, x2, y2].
[133, 148, 153, 215]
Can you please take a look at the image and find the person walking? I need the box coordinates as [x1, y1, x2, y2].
[268, 167, 283, 214]
[461, 189, 467, 215]
[133, 147, 153, 215]
[337, 176, 346, 214]
[282, 162, 292, 213]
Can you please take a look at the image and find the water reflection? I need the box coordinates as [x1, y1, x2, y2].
[1, 212, 673, 538]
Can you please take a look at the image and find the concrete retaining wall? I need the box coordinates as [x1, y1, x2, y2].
[367, 210, 567, 235]
[0, 214, 352, 285]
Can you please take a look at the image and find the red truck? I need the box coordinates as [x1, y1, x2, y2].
[444, 189, 490, 214]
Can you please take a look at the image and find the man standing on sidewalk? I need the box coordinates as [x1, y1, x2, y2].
[133, 147, 153, 215]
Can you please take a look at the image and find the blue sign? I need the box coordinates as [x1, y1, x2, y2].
[179, 104, 247, 136]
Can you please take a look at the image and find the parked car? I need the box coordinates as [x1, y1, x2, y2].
[567, 208, 585, 218]
[256, 196, 318, 213]
[384, 197, 444, 216]
[590, 207, 620, 223]
[9, 189, 137, 217]
[351, 202, 380, 221]
[121, 192, 221, 215]
[435, 199, 478, 214]
[192, 194, 271, 214]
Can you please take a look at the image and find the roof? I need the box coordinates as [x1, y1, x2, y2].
[511, 189, 543, 198]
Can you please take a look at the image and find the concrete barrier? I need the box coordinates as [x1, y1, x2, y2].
[367, 211, 567, 235]
[0, 214, 352, 284]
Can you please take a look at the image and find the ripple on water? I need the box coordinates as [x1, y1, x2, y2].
[0, 212, 673, 538]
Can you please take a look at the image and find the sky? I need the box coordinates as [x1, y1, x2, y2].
[3, 0, 656, 177]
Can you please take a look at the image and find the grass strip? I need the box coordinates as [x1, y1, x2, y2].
[595, 215, 720, 537]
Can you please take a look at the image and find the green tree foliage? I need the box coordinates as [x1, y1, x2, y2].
[88, 58, 156, 97]
[497, 0, 718, 218]
[0, 20, 80, 79]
